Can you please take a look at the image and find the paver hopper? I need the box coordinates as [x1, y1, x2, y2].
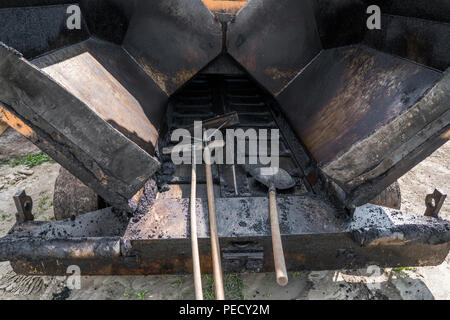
[0, 0, 449, 276]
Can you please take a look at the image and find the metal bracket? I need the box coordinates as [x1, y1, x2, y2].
[424, 189, 446, 217]
[13, 190, 34, 223]
[222, 242, 264, 273]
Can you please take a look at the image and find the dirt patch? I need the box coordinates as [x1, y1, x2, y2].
[398, 142, 450, 220]
[0, 128, 38, 162]
[0, 162, 60, 236]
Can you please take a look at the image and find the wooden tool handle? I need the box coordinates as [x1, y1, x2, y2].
[190, 145, 203, 300]
[269, 186, 288, 286]
[204, 146, 225, 300]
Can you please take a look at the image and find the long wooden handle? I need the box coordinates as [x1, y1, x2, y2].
[190, 145, 203, 300]
[269, 186, 288, 286]
[204, 146, 225, 300]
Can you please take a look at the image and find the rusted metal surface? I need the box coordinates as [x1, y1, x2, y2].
[312, 0, 367, 49]
[425, 189, 447, 218]
[331, 69, 450, 207]
[13, 190, 34, 223]
[373, 0, 450, 24]
[278, 45, 442, 167]
[0, 207, 125, 261]
[2, 198, 450, 275]
[7, 207, 128, 239]
[313, 0, 450, 50]
[0, 4, 89, 59]
[123, 0, 222, 96]
[203, 0, 247, 14]
[0, 0, 75, 8]
[32, 38, 167, 154]
[0, 120, 8, 136]
[0, 2, 222, 211]
[364, 14, 450, 71]
[277, 45, 448, 207]
[227, 0, 322, 96]
[0, 105, 37, 140]
[0, 1, 449, 275]
[0, 43, 160, 208]
[201, 54, 246, 75]
[79, 0, 131, 45]
[0, 238, 121, 261]
[347, 124, 450, 208]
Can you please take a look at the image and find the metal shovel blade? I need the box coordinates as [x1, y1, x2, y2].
[249, 167, 295, 190]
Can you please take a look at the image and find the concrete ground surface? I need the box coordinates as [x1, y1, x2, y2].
[0, 127, 449, 300]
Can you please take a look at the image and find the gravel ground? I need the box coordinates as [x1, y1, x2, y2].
[0, 134, 449, 300]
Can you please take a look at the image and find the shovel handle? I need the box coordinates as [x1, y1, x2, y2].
[204, 146, 225, 300]
[190, 145, 203, 300]
[269, 186, 288, 286]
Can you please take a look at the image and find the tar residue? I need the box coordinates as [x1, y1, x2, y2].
[155, 161, 176, 192]
[126, 135, 175, 224]
[127, 179, 158, 222]
[52, 287, 71, 300]
[154, 133, 177, 192]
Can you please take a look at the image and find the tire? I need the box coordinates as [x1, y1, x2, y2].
[369, 181, 401, 210]
[53, 168, 101, 220]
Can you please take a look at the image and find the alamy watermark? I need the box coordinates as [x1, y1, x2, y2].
[367, 5, 381, 30]
[66, 5, 81, 30]
[66, 265, 81, 290]
[168, 122, 280, 173]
